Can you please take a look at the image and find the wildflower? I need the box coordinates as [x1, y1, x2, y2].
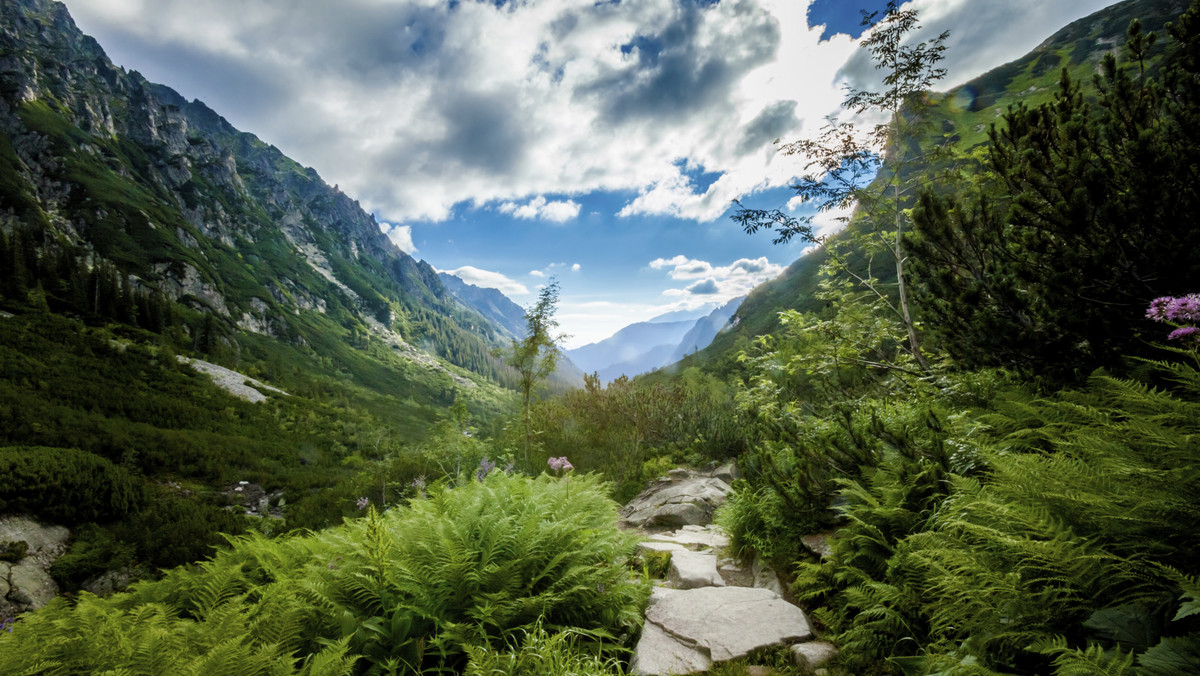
[1147, 296, 1174, 321]
[1168, 294, 1200, 323]
[1168, 326, 1200, 343]
[476, 457, 496, 481]
[410, 476, 426, 491]
[356, 496, 370, 510]
[548, 456, 574, 471]
[0, 617, 12, 633]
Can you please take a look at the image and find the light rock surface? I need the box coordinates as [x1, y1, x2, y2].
[752, 555, 786, 596]
[620, 472, 731, 529]
[632, 586, 812, 675]
[646, 524, 731, 550]
[792, 641, 838, 670]
[177, 356, 288, 403]
[0, 516, 70, 617]
[668, 550, 725, 589]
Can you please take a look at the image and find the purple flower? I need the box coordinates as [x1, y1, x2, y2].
[0, 617, 12, 633]
[356, 496, 370, 510]
[1167, 326, 1200, 343]
[410, 476, 426, 491]
[476, 457, 496, 481]
[548, 456, 574, 472]
[1168, 295, 1200, 323]
[1147, 296, 1174, 322]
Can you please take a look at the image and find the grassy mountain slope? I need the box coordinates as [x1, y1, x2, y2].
[0, 0, 528, 587]
[666, 0, 1181, 378]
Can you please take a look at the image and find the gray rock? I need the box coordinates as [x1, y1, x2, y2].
[620, 474, 732, 529]
[710, 462, 741, 483]
[638, 541, 688, 553]
[0, 516, 69, 565]
[632, 586, 812, 675]
[81, 567, 146, 597]
[752, 556, 785, 596]
[801, 532, 835, 559]
[792, 641, 838, 670]
[668, 550, 725, 589]
[646, 525, 730, 551]
[632, 619, 711, 675]
[8, 562, 57, 609]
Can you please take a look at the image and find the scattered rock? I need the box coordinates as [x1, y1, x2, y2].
[177, 356, 288, 403]
[668, 550, 725, 590]
[81, 567, 147, 597]
[620, 471, 732, 529]
[638, 541, 688, 554]
[632, 586, 812, 675]
[710, 462, 740, 483]
[752, 555, 785, 597]
[801, 532, 835, 559]
[746, 667, 776, 676]
[0, 516, 69, 617]
[792, 641, 838, 671]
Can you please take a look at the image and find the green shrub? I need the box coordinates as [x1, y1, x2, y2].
[0, 446, 145, 523]
[0, 540, 28, 563]
[0, 472, 649, 674]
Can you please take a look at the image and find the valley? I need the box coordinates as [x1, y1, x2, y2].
[2, 0, 1200, 674]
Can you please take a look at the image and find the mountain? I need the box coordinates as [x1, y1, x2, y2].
[566, 298, 745, 383]
[0, 0, 528, 388]
[437, 272, 528, 341]
[665, 296, 744, 364]
[666, 0, 1183, 378]
[567, 319, 696, 378]
[0, 0, 532, 577]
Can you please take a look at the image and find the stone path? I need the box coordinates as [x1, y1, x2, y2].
[623, 467, 838, 675]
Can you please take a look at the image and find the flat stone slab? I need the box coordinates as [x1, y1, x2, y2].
[646, 525, 731, 550]
[793, 641, 839, 670]
[632, 586, 812, 675]
[668, 550, 725, 589]
[638, 541, 688, 553]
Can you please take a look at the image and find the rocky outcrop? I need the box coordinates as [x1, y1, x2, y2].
[619, 468, 732, 529]
[632, 586, 812, 675]
[0, 516, 69, 618]
[177, 356, 288, 403]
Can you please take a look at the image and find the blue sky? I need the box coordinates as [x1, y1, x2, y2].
[62, 0, 1116, 347]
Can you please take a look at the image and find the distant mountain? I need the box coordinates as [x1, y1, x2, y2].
[567, 320, 696, 377]
[666, 296, 744, 364]
[567, 298, 745, 383]
[646, 305, 718, 324]
[437, 272, 528, 341]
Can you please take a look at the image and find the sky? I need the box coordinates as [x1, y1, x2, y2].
[60, 0, 1116, 348]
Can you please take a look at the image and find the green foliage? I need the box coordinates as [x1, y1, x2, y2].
[528, 367, 745, 501]
[795, 363, 1200, 674]
[909, 3, 1200, 380]
[0, 446, 145, 523]
[0, 473, 648, 675]
[0, 540, 28, 563]
[462, 621, 626, 676]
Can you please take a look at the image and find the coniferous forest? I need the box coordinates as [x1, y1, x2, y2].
[2, 0, 1200, 674]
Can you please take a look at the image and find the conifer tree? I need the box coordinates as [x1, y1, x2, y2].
[506, 279, 565, 468]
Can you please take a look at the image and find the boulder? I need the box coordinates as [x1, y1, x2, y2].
[668, 550, 725, 589]
[620, 472, 731, 529]
[0, 516, 70, 617]
[632, 586, 812, 675]
[792, 641, 838, 671]
[752, 555, 786, 596]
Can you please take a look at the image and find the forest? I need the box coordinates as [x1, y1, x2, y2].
[1, 0, 1199, 674]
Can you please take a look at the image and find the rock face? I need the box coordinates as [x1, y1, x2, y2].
[668, 550, 725, 590]
[632, 586, 812, 675]
[620, 468, 732, 529]
[0, 516, 70, 618]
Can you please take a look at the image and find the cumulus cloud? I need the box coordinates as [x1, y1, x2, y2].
[530, 261, 583, 277]
[650, 254, 784, 299]
[379, 222, 417, 254]
[440, 266, 529, 296]
[498, 196, 581, 223]
[61, 0, 1115, 226]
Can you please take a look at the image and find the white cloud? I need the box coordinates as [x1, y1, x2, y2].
[649, 254, 784, 299]
[61, 0, 1115, 226]
[529, 269, 546, 278]
[571, 263, 581, 272]
[440, 265, 529, 296]
[379, 222, 417, 255]
[498, 196, 581, 223]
